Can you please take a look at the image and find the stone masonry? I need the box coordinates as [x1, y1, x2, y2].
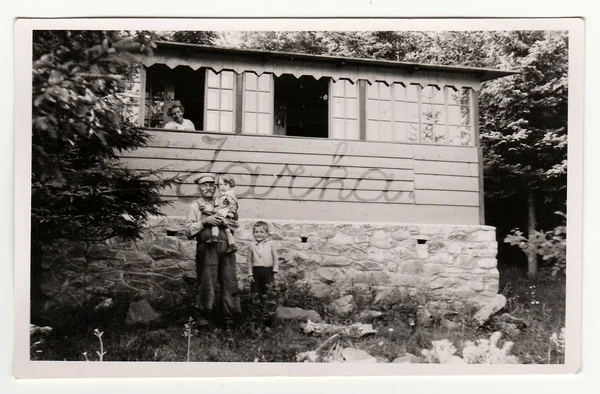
[40, 217, 499, 312]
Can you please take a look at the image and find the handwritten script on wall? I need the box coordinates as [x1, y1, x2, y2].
[175, 135, 415, 203]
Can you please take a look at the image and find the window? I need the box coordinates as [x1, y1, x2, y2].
[243, 72, 273, 135]
[330, 79, 359, 140]
[143, 65, 206, 130]
[447, 87, 473, 146]
[205, 69, 235, 133]
[273, 75, 329, 138]
[366, 82, 420, 143]
[421, 85, 447, 144]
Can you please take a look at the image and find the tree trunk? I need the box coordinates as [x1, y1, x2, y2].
[527, 188, 538, 278]
[30, 242, 43, 324]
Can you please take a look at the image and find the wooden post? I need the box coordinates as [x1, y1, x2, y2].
[235, 72, 244, 134]
[527, 187, 538, 277]
[471, 88, 485, 225]
[358, 80, 367, 141]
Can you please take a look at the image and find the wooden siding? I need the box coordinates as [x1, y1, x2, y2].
[120, 130, 482, 224]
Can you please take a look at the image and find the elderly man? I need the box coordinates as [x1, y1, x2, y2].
[186, 173, 240, 327]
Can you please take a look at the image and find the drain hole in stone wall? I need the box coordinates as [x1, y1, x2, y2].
[417, 239, 427, 245]
[166, 230, 178, 236]
[301, 236, 308, 243]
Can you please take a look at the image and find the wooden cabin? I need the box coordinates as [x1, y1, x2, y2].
[122, 42, 516, 225]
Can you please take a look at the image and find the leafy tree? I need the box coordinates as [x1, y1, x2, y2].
[31, 30, 175, 322]
[479, 31, 568, 276]
[167, 30, 220, 45]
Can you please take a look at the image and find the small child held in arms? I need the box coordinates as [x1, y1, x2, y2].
[247, 221, 279, 296]
[207, 174, 239, 253]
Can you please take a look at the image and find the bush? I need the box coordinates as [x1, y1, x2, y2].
[505, 212, 566, 277]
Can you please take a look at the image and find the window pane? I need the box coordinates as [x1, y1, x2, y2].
[407, 102, 419, 123]
[220, 111, 233, 132]
[449, 125, 461, 145]
[433, 104, 446, 125]
[393, 121, 407, 142]
[207, 70, 220, 88]
[448, 105, 460, 125]
[433, 86, 444, 105]
[245, 91, 257, 112]
[366, 120, 379, 141]
[421, 103, 435, 124]
[407, 123, 419, 142]
[407, 84, 420, 102]
[332, 98, 345, 118]
[460, 105, 471, 126]
[244, 112, 257, 134]
[220, 89, 234, 111]
[434, 124, 446, 144]
[460, 126, 473, 146]
[345, 98, 358, 120]
[421, 86, 435, 104]
[345, 119, 359, 140]
[258, 91, 271, 113]
[393, 83, 406, 102]
[380, 100, 392, 121]
[206, 89, 220, 110]
[258, 74, 271, 91]
[460, 88, 471, 106]
[367, 83, 379, 99]
[448, 87, 460, 106]
[332, 80, 345, 97]
[422, 123, 434, 143]
[221, 71, 234, 89]
[345, 81, 358, 98]
[245, 72, 258, 90]
[380, 121, 392, 141]
[206, 110, 219, 130]
[257, 113, 271, 134]
[380, 84, 391, 100]
[331, 118, 345, 139]
[367, 99, 379, 120]
[394, 101, 406, 122]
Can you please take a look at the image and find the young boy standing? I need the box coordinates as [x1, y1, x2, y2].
[247, 221, 279, 295]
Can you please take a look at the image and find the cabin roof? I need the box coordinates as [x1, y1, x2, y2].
[154, 41, 519, 82]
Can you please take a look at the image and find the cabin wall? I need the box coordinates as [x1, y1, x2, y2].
[119, 129, 481, 224]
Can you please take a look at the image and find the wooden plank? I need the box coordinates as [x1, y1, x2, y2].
[144, 130, 415, 159]
[414, 190, 479, 207]
[161, 186, 415, 204]
[414, 160, 479, 177]
[118, 158, 416, 181]
[414, 144, 479, 163]
[162, 173, 414, 192]
[125, 146, 415, 170]
[414, 174, 479, 192]
[163, 198, 481, 225]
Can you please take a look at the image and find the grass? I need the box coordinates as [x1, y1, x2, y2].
[30, 264, 566, 363]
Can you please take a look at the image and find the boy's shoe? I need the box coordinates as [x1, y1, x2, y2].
[205, 236, 219, 243]
[226, 244, 238, 254]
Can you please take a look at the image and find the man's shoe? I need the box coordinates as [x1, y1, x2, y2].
[226, 244, 238, 254]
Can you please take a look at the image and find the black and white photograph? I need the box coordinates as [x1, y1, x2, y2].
[13, 16, 584, 380]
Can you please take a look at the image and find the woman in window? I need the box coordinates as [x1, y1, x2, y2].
[164, 102, 195, 131]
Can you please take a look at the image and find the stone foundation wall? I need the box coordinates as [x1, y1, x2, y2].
[41, 217, 499, 312]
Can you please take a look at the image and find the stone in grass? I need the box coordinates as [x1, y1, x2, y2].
[275, 306, 322, 322]
[341, 347, 378, 363]
[93, 298, 114, 312]
[473, 294, 507, 326]
[357, 310, 383, 322]
[392, 354, 422, 364]
[329, 295, 355, 316]
[125, 299, 160, 325]
[441, 319, 460, 330]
